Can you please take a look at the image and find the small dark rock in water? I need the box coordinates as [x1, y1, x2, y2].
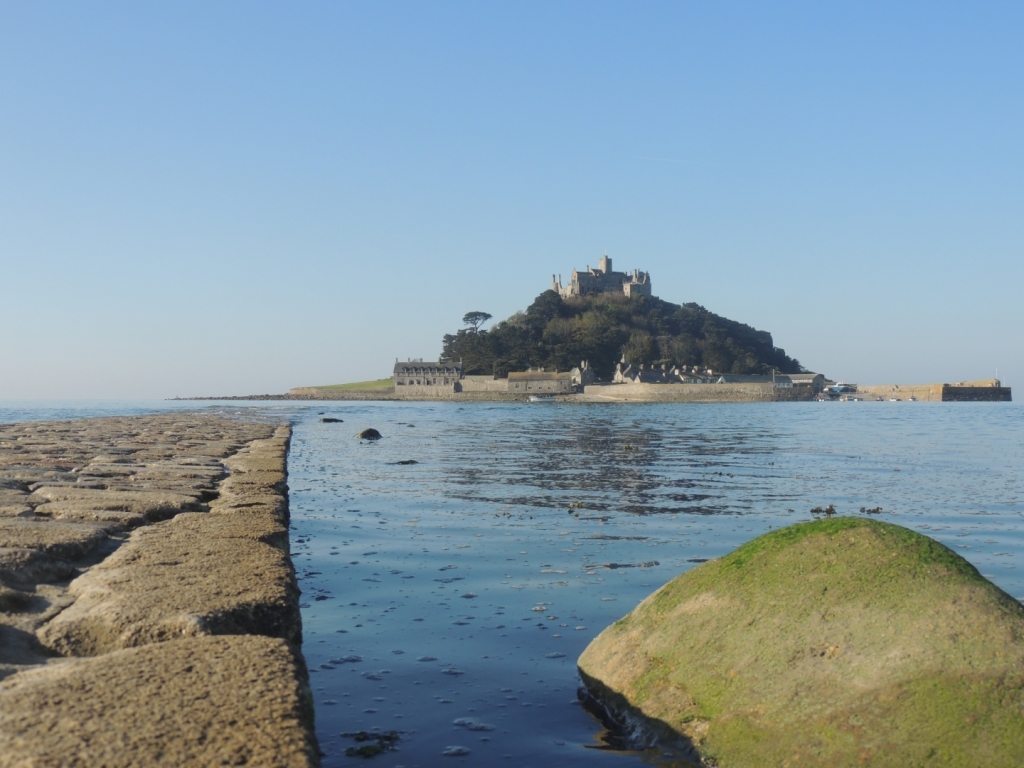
[319, 417, 343, 423]
[453, 717, 495, 732]
[342, 730, 401, 757]
[356, 428, 382, 440]
[442, 746, 470, 756]
[395, 459, 418, 465]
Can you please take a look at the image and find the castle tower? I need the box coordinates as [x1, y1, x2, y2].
[598, 255, 612, 274]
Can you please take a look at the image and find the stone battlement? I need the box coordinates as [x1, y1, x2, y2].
[551, 255, 652, 298]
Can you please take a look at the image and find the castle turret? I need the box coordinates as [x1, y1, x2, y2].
[599, 255, 612, 274]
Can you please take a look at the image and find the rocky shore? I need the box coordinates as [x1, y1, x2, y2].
[0, 413, 318, 766]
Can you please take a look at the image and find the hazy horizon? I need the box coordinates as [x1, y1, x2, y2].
[3, 2, 1021, 398]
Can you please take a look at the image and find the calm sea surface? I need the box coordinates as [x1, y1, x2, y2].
[2, 400, 1022, 766]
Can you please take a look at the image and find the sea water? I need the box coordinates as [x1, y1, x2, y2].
[2, 400, 1022, 766]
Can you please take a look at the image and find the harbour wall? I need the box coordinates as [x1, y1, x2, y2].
[0, 414, 319, 766]
[266, 384, 813, 403]
[287, 386, 533, 401]
[856, 379, 1011, 402]
[579, 383, 815, 402]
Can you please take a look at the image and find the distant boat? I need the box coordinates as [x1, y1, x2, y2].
[889, 398, 901, 402]
[908, 396, 918, 401]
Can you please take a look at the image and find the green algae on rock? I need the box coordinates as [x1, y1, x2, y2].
[577, 517, 1024, 768]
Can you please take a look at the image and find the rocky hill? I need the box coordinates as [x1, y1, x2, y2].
[441, 290, 805, 378]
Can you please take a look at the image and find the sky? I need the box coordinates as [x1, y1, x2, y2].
[1, 2, 1021, 398]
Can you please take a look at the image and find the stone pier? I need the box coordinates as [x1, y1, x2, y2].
[0, 413, 318, 767]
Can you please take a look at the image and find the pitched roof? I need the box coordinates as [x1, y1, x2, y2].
[393, 360, 463, 374]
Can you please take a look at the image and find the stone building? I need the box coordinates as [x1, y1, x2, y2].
[552, 255, 652, 299]
[571, 360, 598, 388]
[393, 359, 464, 394]
[507, 370, 574, 394]
[785, 373, 825, 392]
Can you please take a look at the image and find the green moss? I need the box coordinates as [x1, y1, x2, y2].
[718, 517, 988, 586]
[579, 517, 1024, 767]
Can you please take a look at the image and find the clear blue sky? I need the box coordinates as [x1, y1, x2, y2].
[2, 2, 1021, 398]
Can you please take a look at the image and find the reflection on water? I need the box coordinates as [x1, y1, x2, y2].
[290, 402, 1023, 767]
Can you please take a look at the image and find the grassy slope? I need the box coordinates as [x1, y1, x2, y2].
[579, 518, 1024, 767]
[308, 379, 393, 390]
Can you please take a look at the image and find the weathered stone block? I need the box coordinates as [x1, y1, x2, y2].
[0, 635, 318, 767]
[0, 548, 75, 587]
[38, 511, 298, 657]
[0, 519, 106, 561]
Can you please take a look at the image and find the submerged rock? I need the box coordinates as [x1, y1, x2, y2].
[578, 517, 1024, 767]
[319, 417, 343, 423]
[355, 428, 382, 440]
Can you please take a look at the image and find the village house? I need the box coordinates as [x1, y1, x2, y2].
[785, 373, 825, 392]
[393, 359, 464, 394]
[571, 360, 599, 388]
[613, 361, 717, 384]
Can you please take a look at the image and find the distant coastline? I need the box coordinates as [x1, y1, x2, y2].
[174, 378, 1011, 404]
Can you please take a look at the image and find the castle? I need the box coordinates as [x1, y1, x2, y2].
[551, 255, 652, 299]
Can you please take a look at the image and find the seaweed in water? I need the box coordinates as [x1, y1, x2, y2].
[342, 730, 401, 757]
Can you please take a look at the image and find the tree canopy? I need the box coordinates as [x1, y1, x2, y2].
[461, 311, 492, 332]
[441, 290, 805, 378]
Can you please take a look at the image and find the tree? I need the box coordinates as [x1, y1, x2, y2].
[622, 331, 654, 366]
[462, 311, 492, 333]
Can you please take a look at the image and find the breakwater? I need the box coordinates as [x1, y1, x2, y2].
[856, 379, 1011, 402]
[580, 382, 814, 402]
[0, 414, 318, 766]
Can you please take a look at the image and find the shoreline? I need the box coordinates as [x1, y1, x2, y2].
[176, 383, 816, 403]
[173, 379, 1011, 404]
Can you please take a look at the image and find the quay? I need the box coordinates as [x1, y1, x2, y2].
[0, 413, 318, 766]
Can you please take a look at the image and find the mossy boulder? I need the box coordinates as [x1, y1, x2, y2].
[578, 517, 1024, 767]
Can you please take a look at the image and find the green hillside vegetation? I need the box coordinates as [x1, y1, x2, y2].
[313, 378, 393, 390]
[442, 290, 804, 378]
